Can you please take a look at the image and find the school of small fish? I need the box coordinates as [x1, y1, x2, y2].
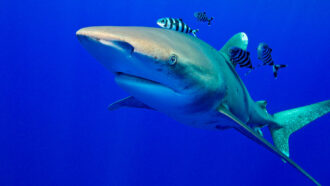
[156, 11, 287, 78]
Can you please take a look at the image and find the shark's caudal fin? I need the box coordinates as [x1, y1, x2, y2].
[270, 100, 330, 157]
[218, 105, 321, 185]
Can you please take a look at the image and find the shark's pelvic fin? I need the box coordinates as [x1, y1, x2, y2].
[108, 96, 154, 111]
[217, 105, 321, 186]
[256, 100, 267, 110]
[219, 32, 248, 63]
[270, 100, 330, 157]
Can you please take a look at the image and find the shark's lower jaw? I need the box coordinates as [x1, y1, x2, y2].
[114, 72, 189, 112]
[115, 72, 178, 94]
[115, 72, 175, 92]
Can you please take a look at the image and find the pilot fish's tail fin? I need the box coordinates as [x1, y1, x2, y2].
[270, 100, 330, 157]
[192, 29, 199, 37]
[208, 17, 214, 26]
[273, 64, 287, 78]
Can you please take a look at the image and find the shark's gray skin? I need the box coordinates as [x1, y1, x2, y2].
[76, 26, 329, 185]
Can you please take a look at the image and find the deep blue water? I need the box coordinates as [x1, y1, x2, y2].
[1, 0, 330, 185]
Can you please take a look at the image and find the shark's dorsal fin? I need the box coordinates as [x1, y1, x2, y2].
[219, 32, 248, 62]
[256, 100, 267, 110]
[108, 96, 154, 111]
[217, 105, 321, 186]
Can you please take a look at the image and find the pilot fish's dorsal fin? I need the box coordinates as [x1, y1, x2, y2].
[219, 32, 248, 62]
[108, 96, 154, 111]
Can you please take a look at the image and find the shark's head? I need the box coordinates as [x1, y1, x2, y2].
[76, 26, 226, 115]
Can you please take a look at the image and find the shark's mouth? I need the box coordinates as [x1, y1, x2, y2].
[115, 72, 161, 85]
[115, 72, 177, 93]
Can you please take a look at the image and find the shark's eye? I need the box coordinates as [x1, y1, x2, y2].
[168, 54, 177, 65]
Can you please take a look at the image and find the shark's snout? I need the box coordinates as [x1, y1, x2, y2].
[76, 26, 177, 81]
[76, 30, 135, 56]
[76, 28, 139, 74]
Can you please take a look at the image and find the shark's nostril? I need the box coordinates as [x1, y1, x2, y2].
[111, 41, 134, 54]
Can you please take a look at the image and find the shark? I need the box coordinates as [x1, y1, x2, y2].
[76, 26, 329, 185]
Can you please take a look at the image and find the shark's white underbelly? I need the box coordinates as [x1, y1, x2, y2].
[168, 110, 237, 130]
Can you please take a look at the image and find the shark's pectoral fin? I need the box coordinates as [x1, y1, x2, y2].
[217, 105, 320, 186]
[218, 105, 265, 143]
[108, 96, 154, 111]
[219, 32, 248, 65]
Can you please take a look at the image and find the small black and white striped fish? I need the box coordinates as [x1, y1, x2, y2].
[194, 11, 214, 25]
[257, 43, 287, 78]
[257, 43, 274, 66]
[229, 47, 254, 69]
[157, 17, 199, 37]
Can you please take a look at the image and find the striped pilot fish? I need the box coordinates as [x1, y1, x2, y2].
[157, 17, 199, 37]
[257, 43, 287, 78]
[229, 47, 254, 69]
[194, 11, 214, 25]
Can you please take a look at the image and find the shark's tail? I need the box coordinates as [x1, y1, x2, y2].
[269, 100, 330, 157]
[192, 29, 199, 37]
[273, 64, 287, 78]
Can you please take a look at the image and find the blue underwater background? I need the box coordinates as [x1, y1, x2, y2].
[1, 0, 330, 185]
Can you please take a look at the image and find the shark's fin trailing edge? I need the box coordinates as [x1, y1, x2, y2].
[270, 100, 330, 157]
[108, 96, 154, 111]
[219, 32, 248, 63]
[218, 105, 321, 186]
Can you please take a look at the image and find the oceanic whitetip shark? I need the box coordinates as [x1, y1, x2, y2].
[76, 26, 329, 185]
